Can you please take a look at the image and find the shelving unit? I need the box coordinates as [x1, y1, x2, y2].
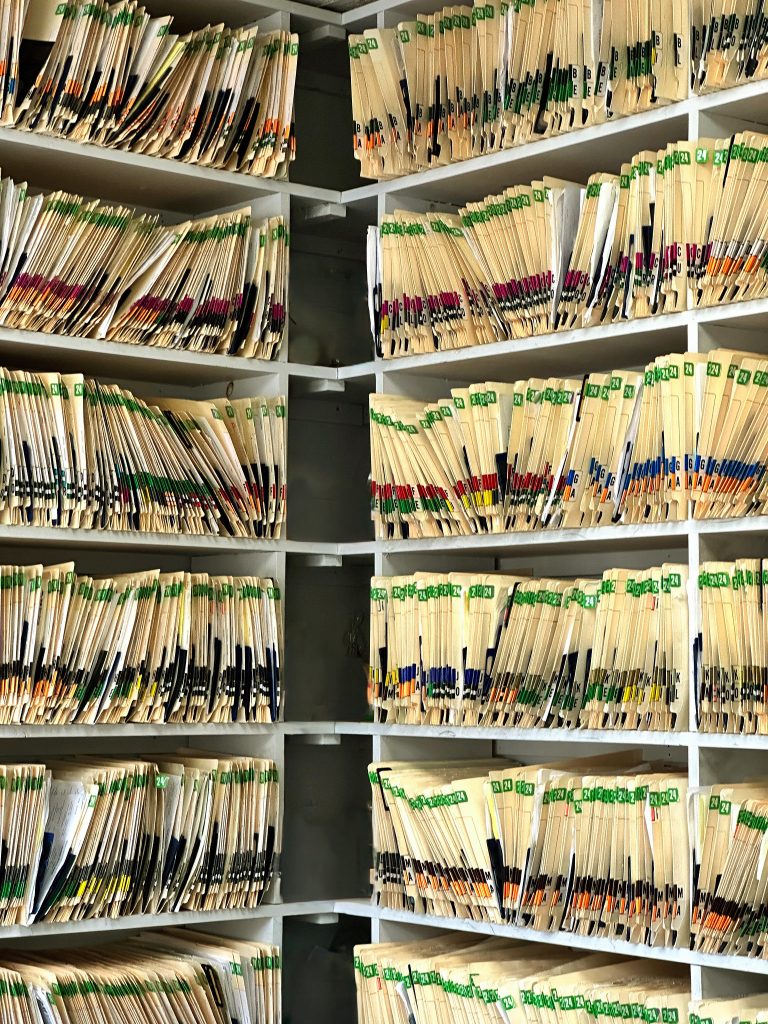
[325, 26, 768, 1011]
[0, 4, 369, 1019]
[2, 0, 768, 1019]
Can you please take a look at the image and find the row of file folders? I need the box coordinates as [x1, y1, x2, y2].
[0, 563, 283, 725]
[0, 0, 297, 179]
[368, 754, 768, 957]
[0, 175, 287, 360]
[0, 930, 280, 1024]
[0, 753, 279, 927]
[369, 561, 768, 735]
[350, 0, 768, 179]
[369, 349, 768, 537]
[0, 365, 286, 536]
[355, 942, 764, 1024]
[368, 132, 768, 358]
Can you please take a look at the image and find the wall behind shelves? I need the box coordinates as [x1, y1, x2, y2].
[288, 397, 371, 543]
[285, 563, 371, 722]
[282, 737, 373, 902]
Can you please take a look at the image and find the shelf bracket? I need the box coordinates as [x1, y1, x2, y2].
[295, 553, 344, 568]
[296, 202, 347, 224]
[301, 24, 347, 47]
[299, 912, 340, 925]
[291, 732, 341, 746]
[292, 377, 346, 395]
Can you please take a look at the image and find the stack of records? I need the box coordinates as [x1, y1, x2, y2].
[355, 940, 690, 1024]
[349, 0, 689, 179]
[0, 367, 286, 536]
[370, 565, 688, 730]
[0, 929, 281, 1023]
[0, 179, 288, 359]
[0, 563, 282, 725]
[0, 752, 280, 926]
[369, 134, 768, 357]
[369, 753, 688, 947]
[697, 560, 768, 735]
[370, 350, 768, 538]
[691, 782, 768, 957]
[4, 2, 298, 178]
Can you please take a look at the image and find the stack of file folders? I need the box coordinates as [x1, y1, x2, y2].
[0, 1, 298, 179]
[369, 133, 768, 357]
[351, 1, 768, 181]
[0, 366, 285, 536]
[354, 941, 768, 1024]
[355, 941, 692, 1024]
[0, 562, 282, 725]
[698, 560, 768, 735]
[0, 929, 281, 1023]
[369, 565, 688, 730]
[369, 349, 768, 538]
[0, 753, 280, 926]
[369, 753, 688, 947]
[0, 177, 289, 359]
[369, 757, 768, 959]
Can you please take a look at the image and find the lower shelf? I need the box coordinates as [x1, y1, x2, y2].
[5, 895, 767, 975]
[334, 900, 768, 976]
[0, 900, 337, 942]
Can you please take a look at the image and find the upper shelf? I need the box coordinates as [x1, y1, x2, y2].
[148, 0, 344, 30]
[343, 103, 690, 207]
[350, 297, 768, 384]
[0, 325, 346, 388]
[0, 526, 339, 558]
[0, 127, 340, 215]
[337, 517, 768, 559]
[341, 80, 768, 208]
[0, 517, 759, 563]
[336, 900, 768, 976]
[0, 326, 334, 386]
[0, 899, 337, 943]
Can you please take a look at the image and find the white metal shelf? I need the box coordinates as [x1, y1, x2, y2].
[0, 721, 348, 740]
[335, 722, 768, 749]
[342, 103, 691, 207]
[0, 127, 341, 216]
[0, 326, 337, 386]
[354, 295, 768, 386]
[0, 720, 762, 748]
[334, 901, 768, 976]
[0, 526, 341, 557]
[0, 900, 338, 943]
[0, 512, 723, 573]
[336, 723, 688, 745]
[374, 521, 690, 557]
[339, 517, 768, 560]
[157, 0, 344, 30]
[340, 80, 768, 208]
[6, 292, 768, 390]
[367, 312, 687, 381]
